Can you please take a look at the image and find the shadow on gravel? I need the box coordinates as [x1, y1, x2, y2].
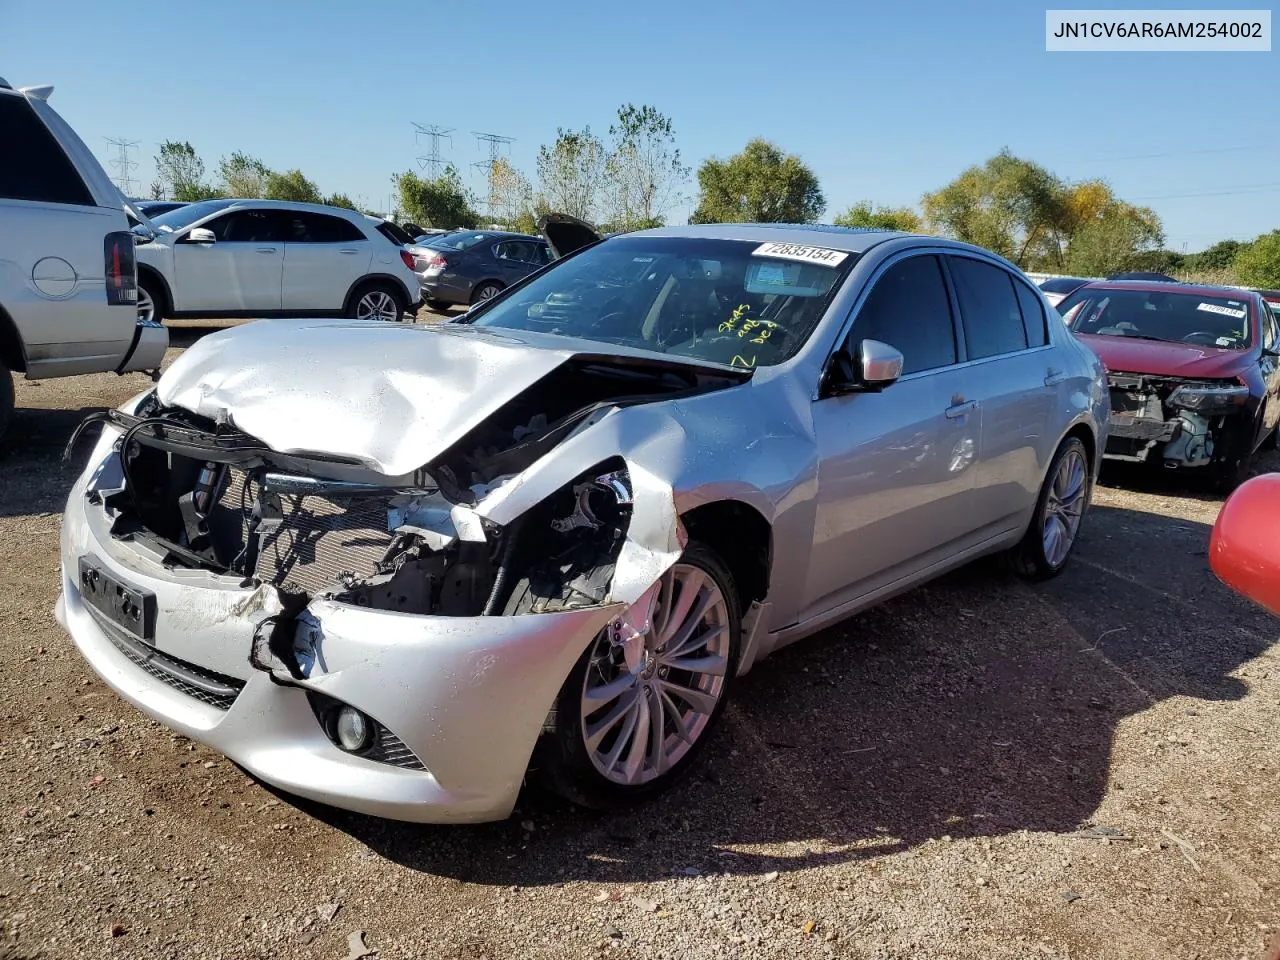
[0, 405, 109, 517]
[296, 499, 1279, 887]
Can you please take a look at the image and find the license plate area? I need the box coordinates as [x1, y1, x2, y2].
[78, 557, 155, 641]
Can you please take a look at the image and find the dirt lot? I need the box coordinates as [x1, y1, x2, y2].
[1, 316, 1278, 960]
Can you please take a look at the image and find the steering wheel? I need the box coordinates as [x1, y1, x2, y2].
[1182, 331, 1226, 345]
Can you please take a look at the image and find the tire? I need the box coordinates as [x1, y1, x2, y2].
[0, 359, 13, 444]
[426, 298, 453, 312]
[347, 281, 406, 321]
[1007, 436, 1091, 581]
[530, 542, 741, 810]
[137, 272, 166, 324]
[471, 281, 503, 306]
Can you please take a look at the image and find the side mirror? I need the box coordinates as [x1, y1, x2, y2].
[186, 227, 216, 244]
[823, 338, 904, 396]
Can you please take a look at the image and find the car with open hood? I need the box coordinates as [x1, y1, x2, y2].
[1058, 279, 1280, 485]
[56, 223, 1107, 823]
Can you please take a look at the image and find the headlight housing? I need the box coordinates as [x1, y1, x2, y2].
[1167, 381, 1250, 415]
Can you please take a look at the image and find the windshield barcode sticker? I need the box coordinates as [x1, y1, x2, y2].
[1198, 302, 1247, 319]
[752, 242, 848, 267]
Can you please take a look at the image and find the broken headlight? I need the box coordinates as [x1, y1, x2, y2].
[1167, 381, 1249, 414]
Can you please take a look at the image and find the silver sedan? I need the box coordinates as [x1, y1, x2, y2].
[56, 224, 1108, 823]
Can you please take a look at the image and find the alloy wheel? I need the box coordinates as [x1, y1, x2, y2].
[356, 290, 400, 321]
[1042, 447, 1088, 567]
[580, 563, 731, 786]
[137, 287, 155, 325]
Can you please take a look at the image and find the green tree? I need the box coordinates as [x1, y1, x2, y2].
[488, 157, 536, 230]
[603, 104, 688, 232]
[394, 165, 479, 229]
[1063, 208, 1164, 276]
[322, 193, 358, 210]
[155, 141, 219, 202]
[832, 201, 921, 232]
[265, 169, 321, 203]
[1188, 239, 1244, 273]
[218, 151, 271, 198]
[536, 127, 606, 222]
[1234, 232, 1280, 288]
[689, 139, 823, 224]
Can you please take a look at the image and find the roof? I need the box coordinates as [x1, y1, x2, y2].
[632, 222, 907, 253]
[218, 198, 369, 217]
[1077, 278, 1261, 300]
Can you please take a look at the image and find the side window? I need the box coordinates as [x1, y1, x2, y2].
[1013, 277, 1049, 347]
[0, 96, 94, 206]
[203, 210, 285, 243]
[949, 256, 1028, 359]
[850, 255, 957, 375]
[494, 242, 513, 260]
[538, 243, 553, 264]
[1262, 303, 1278, 349]
[284, 213, 364, 243]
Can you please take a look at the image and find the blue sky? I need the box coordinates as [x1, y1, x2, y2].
[3, 0, 1275, 251]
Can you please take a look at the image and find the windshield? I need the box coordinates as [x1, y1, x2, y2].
[1060, 287, 1253, 350]
[426, 231, 498, 252]
[468, 236, 855, 368]
[143, 198, 237, 233]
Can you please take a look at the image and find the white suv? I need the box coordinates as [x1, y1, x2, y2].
[0, 79, 168, 440]
[132, 200, 422, 322]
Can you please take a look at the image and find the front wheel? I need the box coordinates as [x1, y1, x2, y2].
[137, 274, 165, 324]
[532, 543, 740, 810]
[1007, 436, 1091, 581]
[347, 282, 406, 321]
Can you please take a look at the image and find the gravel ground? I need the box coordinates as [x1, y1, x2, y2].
[1, 315, 1278, 960]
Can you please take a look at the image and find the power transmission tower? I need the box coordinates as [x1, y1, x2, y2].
[472, 131, 515, 219]
[105, 137, 140, 197]
[413, 123, 454, 176]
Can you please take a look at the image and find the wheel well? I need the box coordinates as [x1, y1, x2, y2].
[1065, 422, 1097, 468]
[344, 274, 412, 314]
[0, 304, 26, 373]
[137, 265, 172, 315]
[680, 501, 772, 605]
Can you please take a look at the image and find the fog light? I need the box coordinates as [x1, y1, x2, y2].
[335, 706, 372, 752]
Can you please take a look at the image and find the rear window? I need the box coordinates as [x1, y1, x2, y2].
[0, 94, 94, 206]
[376, 221, 414, 245]
[427, 231, 496, 252]
[1059, 287, 1253, 350]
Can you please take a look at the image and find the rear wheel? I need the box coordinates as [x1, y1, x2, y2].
[426, 298, 453, 312]
[0, 359, 13, 444]
[348, 281, 406, 321]
[531, 542, 740, 809]
[1007, 436, 1091, 581]
[471, 281, 503, 305]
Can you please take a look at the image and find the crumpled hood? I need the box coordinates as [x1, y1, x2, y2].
[155, 319, 575, 476]
[1076, 333, 1250, 380]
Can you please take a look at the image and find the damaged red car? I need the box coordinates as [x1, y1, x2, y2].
[1058, 280, 1280, 486]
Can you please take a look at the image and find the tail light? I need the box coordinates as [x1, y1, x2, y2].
[104, 232, 138, 307]
[423, 252, 448, 268]
[399, 249, 416, 271]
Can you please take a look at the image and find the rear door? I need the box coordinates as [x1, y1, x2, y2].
[171, 208, 283, 312]
[804, 253, 982, 619]
[945, 254, 1057, 538]
[493, 239, 545, 286]
[281, 211, 373, 311]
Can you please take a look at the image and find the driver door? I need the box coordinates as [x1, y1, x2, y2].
[802, 253, 983, 621]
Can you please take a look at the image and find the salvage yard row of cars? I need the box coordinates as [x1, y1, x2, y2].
[3, 77, 1279, 824]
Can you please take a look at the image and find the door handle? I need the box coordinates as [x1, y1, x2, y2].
[255, 247, 277, 254]
[1044, 367, 1067, 386]
[945, 400, 978, 420]
[339, 248, 359, 255]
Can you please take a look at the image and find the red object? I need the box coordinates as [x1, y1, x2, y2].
[1076, 332, 1250, 379]
[1210, 473, 1280, 615]
[399, 250, 416, 271]
[423, 252, 448, 267]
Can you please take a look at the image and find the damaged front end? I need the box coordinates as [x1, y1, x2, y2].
[1104, 372, 1253, 469]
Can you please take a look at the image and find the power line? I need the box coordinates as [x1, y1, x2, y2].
[104, 136, 139, 196]
[1129, 182, 1280, 201]
[1055, 142, 1271, 165]
[472, 131, 515, 219]
[413, 123, 454, 175]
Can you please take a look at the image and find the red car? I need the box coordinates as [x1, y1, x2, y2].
[1057, 280, 1280, 486]
[1211, 473, 1280, 615]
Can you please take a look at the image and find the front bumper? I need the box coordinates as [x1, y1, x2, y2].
[56, 460, 618, 824]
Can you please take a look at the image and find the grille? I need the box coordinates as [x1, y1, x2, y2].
[365, 729, 427, 770]
[89, 607, 245, 710]
[212, 469, 394, 594]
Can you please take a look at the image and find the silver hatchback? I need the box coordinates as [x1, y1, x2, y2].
[57, 224, 1107, 823]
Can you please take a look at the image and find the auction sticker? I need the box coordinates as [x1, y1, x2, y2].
[752, 242, 848, 266]
[1198, 302, 1247, 319]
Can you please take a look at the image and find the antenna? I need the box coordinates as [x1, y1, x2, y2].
[105, 136, 140, 196]
[472, 131, 515, 219]
[413, 123, 454, 175]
